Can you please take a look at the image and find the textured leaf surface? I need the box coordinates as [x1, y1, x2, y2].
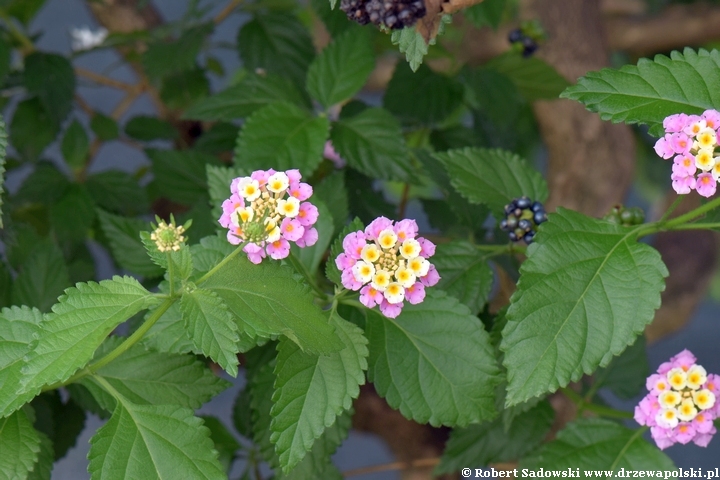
[250, 360, 279, 468]
[0, 407, 40, 479]
[184, 73, 305, 121]
[88, 402, 225, 480]
[433, 240, 494, 315]
[435, 147, 548, 217]
[26, 431, 52, 480]
[86, 171, 148, 216]
[561, 48, 720, 135]
[270, 313, 367, 471]
[97, 210, 163, 278]
[306, 29, 375, 108]
[500, 209, 668, 406]
[464, 0, 506, 29]
[142, 23, 213, 80]
[180, 288, 240, 377]
[201, 255, 342, 354]
[485, 53, 570, 101]
[234, 102, 328, 176]
[141, 302, 195, 355]
[0, 307, 43, 419]
[367, 290, 501, 426]
[23, 52, 75, 123]
[593, 336, 649, 400]
[148, 149, 219, 205]
[330, 108, 413, 181]
[436, 401, 553, 474]
[521, 418, 674, 473]
[11, 241, 70, 313]
[61, 119, 89, 169]
[391, 27, 428, 72]
[19, 277, 159, 407]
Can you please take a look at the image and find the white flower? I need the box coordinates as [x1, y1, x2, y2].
[70, 26, 109, 52]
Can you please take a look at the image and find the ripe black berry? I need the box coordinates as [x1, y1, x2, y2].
[342, 0, 425, 29]
[499, 196, 547, 244]
[521, 37, 538, 57]
[340, 0, 371, 25]
[508, 29, 523, 43]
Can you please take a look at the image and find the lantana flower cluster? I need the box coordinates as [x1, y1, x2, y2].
[635, 350, 718, 449]
[335, 217, 440, 318]
[219, 169, 318, 264]
[655, 110, 720, 197]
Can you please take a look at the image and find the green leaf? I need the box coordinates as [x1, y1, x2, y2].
[306, 29, 375, 108]
[0, 307, 43, 419]
[234, 102, 329, 176]
[194, 122, 238, 154]
[184, 73, 306, 121]
[23, 52, 75, 123]
[310, 0, 355, 38]
[159, 68, 210, 110]
[13, 162, 69, 205]
[86, 171, 148, 215]
[201, 255, 343, 354]
[26, 431, 52, 480]
[314, 171, 348, 238]
[500, 208, 668, 406]
[435, 147, 548, 217]
[28, 391, 85, 461]
[9, 98, 59, 161]
[88, 402, 225, 480]
[384, 62, 464, 125]
[60, 119, 89, 170]
[0, 407, 40, 479]
[366, 290, 501, 426]
[486, 52, 570, 102]
[249, 360, 279, 468]
[433, 240, 494, 315]
[436, 400, 553, 474]
[148, 149, 219, 205]
[142, 23, 214, 80]
[18, 277, 159, 410]
[90, 113, 119, 141]
[325, 217, 364, 286]
[189, 235, 234, 274]
[141, 301, 195, 355]
[199, 416, 240, 473]
[83, 340, 228, 410]
[561, 48, 720, 135]
[237, 13, 315, 89]
[11, 240, 70, 313]
[290, 199, 334, 275]
[180, 288, 240, 377]
[464, 0, 506, 29]
[593, 335, 649, 400]
[0, 262, 11, 309]
[391, 27, 428, 72]
[270, 312, 367, 471]
[0, 114, 7, 229]
[206, 164, 246, 222]
[330, 108, 413, 181]
[97, 210, 163, 277]
[521, 418, 674, 473]
[124, 116, 178, 141]
[4, 0, 46, 25]
[49, 185, 96, 242]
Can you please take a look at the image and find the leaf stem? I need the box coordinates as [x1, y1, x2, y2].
[658, 196, 684, 223]
[166, 251, 175, 297]
[196, 242, 245, 284]
[561, 387, 633, 419]
[0, 14, 35, 55]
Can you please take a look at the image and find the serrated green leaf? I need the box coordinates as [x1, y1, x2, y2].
[433, 240, 493, 315]
[90, 113, 119, 141]
[464, 0, 506, 29]
[16, 277, 159, 414]
[26, 430, 52, 480]
[142, 23, 214, 80]
[232, 386, 253, 440]
[194, 122, 238, 154]
[521, 418, 674, 473]
[190, 234, 235, 274]
[561, 48, 719, 135]
[199, 416, 240, 473]
[60, 119, 89, 170]
[86, 170, 148, 215]
[0, 114, 6, 229]
[384, 62, 463, 125]
[345, 169, 396, 223]
[0, 407, 40, 479]
[82, 340, 228, 410]
[206, 164, 247, 222]
[391, 27, 428, 72]
[330, 108, 413, 181]
[289, 199, 334, 276]
[435, 147, 548, 217]
[11, 240, 70, 313]
[180, 288, 240, 377]
[148, 149, 220, 205]
[367, 290, 501, 426]
[314, 171, 348, 237]
[593, 335, 649, 400]
[237, 13, 315, 89]
[124, 115, 178, 141]
[201, 255, 343, 355]
[97, 210, 163, 277]
[23, 52, 75, 124]
[88, 401, 225, 480]
[49, 185, 96, 242]
[306, 29, 375, 108]
[486, 52, 570, 102]
[13, 162, 69, 206]
[234, 102, 329, 176]
[325, 217, 364, 286]
[0, 307, 43, 420]
[9, 98, 60, 161]
[140, 301, 195, 355]
[436, 400, 553, 474]
[270, 312, 367, 471]
[184, 73, 306, 121]
[500, 208, 668, 406]
[249, 360, 279, 468]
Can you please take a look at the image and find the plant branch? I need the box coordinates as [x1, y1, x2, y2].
[75, 67, 136, 91]
[214, 0, 243, 24]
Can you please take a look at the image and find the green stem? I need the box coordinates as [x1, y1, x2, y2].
[659, 197, 684, 223]
[339, 298, 365, 310]
[92, 374, 124, 401]
[0, 14, 34, 54]
[561, 387, 634, 419]
[196, 242, 245, 284]
[662, 222, 720, 231]
[166, 251, 175, 296]
[661, 195, 720, 230]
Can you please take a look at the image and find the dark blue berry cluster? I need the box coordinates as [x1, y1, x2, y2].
[508, 29, 538, 58]
[602, 205, 645, 226]
[500, 197, 547, 244]
[340, 0, 425, 29]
